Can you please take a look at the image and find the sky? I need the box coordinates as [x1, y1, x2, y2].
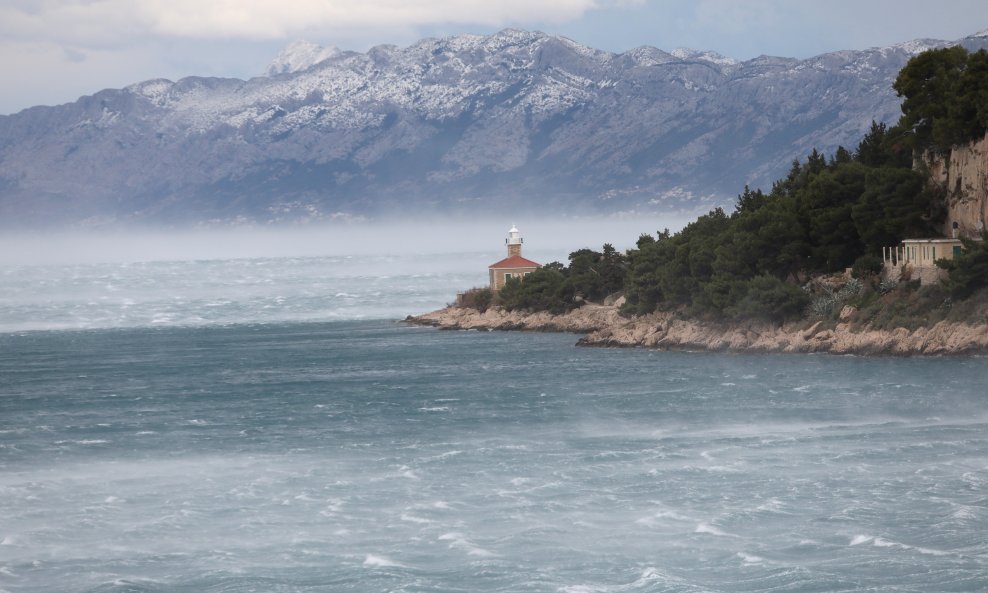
[1, 0, 986, 115]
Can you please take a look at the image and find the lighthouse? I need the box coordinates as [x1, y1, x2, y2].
[489, 224, 541, 291]
[506, 225, 523, 257]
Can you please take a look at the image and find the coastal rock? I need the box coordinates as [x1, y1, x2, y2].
[406, 305, 988, 356]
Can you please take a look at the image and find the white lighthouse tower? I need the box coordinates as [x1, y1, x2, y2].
[506, 224, 523, 257]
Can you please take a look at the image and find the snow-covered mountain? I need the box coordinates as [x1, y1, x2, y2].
[2, 28, 987, 227]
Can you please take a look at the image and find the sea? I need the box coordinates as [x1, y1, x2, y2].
[2, 247, 987, 593]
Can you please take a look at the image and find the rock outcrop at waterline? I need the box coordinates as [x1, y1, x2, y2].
[406, 305, 988, 355]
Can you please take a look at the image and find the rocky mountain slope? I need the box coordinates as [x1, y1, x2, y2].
[3, 29, 988, 227]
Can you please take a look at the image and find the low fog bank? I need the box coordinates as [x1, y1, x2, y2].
[0, 215, 691, 266]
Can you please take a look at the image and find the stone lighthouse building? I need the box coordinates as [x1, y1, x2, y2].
[489, 225, 541, 291]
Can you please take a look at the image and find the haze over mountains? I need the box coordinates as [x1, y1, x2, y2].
[2, 28, 988, 228]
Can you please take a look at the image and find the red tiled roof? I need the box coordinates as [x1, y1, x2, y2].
[488, 254, 541, 269]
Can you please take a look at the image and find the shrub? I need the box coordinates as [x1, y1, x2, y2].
[497, 267, 576, 314]
[807, 277, 863, 319]
[938, 231, 988, 298]
[879, 278, 898, 294]
[851, 254, 883, 279]
[458, 287, 494, 312]
[731, 275, 810, 321]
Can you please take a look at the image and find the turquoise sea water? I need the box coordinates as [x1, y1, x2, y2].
[1, 255, 987, 592]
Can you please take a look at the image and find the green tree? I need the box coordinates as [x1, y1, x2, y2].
[855, 121, 892, 167]
[851, 167, 936, 253]
[937, 231, 988, 298]
[497, 267, 575, 314]
[730, 274, 810, 321]
[734, 185, 767, 215]
[950, 49, 988, 143]
[797, 163, 868, 270]
[623, 235, 677, 314]
[732, 198, 811, 279]
[566, 244, 628, 302]
[894, 45, 970, 151]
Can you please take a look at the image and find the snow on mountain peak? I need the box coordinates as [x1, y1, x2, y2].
[670, 48, 738, 66]
[125, 79, 175, 105]
[266, 41, 340, 76]
[889, 38, 944, 55]
[623, 46, 677, 67]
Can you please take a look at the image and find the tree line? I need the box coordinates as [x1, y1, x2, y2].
[484, 47, 988, 320]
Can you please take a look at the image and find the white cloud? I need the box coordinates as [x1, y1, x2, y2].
[0, 39, 167, 113]
[0, 0, 637, 113]
[1, 0, 632, 43]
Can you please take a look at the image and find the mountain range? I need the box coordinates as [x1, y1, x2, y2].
[2, 28, 988, 227]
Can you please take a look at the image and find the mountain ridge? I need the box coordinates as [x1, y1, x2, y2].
[3, 28, 988, 227]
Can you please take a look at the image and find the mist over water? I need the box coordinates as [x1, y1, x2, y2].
[0, 217, 686, 266]
[2, 220, 987, 592]
[0, 218, 683, 333]
[0, 254, 481, 333]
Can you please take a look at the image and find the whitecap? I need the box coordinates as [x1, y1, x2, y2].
[737, 552, 764, 565]
[438, 533, 495, 557]
[363, 554, 406, 568]
[654, 510, 691, 521]
[868, 537, 950, 556]
[849, 534, 872, 546]
[433, 450, 462, 460]
[695, 522, 736, 537]
[637, 509, 692, 526]
[913, 545, 950, 556]
[952, 506, 977, 520]
[400, 513, 432, 524]
[755, 498, 784, 512]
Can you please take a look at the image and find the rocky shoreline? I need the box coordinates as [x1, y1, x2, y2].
[406, 304, 988, 356]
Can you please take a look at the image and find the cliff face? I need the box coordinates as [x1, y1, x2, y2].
[927, 132, 988, 237]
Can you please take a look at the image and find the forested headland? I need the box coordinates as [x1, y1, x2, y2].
[463, 46, 988, 330]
